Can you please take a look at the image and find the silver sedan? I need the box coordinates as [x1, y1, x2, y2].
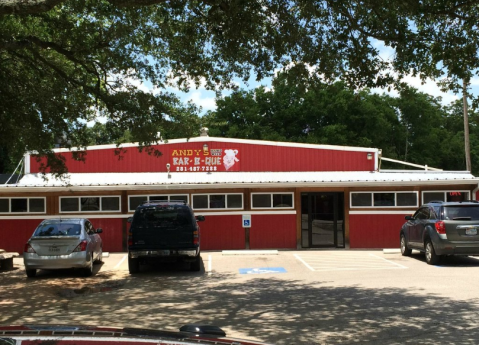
[23, 218, 103, 277]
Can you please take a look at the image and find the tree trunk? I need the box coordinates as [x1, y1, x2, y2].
[463, 79, 472, 172]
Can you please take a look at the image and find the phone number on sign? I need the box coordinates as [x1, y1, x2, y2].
[176, 166, 218, 172]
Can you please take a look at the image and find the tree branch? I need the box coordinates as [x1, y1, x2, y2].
[0, 0, 65, 15]
[0, 0, 172, 15]
[106, 0, 169, 7]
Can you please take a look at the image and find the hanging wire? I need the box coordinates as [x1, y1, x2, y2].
[15, 159, 24, 184]
[4, 157, 24, 185]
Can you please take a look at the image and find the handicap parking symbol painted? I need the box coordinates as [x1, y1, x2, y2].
[239, 267, 287, 274]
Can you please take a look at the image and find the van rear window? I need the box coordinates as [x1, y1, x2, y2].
[135, 206, 192, 226]
[443, 206, 479, 220]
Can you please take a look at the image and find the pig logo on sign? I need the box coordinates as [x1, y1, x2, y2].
[223, 149, 239, 171]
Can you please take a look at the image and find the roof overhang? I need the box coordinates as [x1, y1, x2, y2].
[1, 171, 477, 193]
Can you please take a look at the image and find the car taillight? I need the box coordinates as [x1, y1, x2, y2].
[73, 240, 88, 252]
[435, 221, 446, 234]
[193, 230, 199, 245]
[24, 243, 36, 253]
[128, 230, 133, 247]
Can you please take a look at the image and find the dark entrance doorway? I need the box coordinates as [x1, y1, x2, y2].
[301, 192, 345, 248]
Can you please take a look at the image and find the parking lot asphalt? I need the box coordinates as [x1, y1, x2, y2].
[2, 250, 479, 345]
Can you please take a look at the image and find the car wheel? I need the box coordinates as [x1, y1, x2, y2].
[190, 255, 201, 272]
[25, 269, 36, 278]
[83, 253, 94, 277]
[128, 256, 140, 274]
[425, 240, 440, 265]
[400, 234, 412, 256]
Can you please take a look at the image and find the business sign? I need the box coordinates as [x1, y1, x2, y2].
[170, 147, 240, 172]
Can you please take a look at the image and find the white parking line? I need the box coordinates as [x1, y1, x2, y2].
[293, 254, 315, 271]
[207, 254, 212, 275]
[369, 254, 408, 269]
[114, 254, 128, 269]
[295, 252, 407, 272]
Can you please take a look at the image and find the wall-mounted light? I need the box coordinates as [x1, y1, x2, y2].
[367, 153, 373, 160]
[166, 163, 171, 179]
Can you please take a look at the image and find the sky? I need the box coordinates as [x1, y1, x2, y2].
[126, 40, 479, 116]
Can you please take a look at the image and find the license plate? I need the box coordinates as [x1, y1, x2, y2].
[465, 228, 477, 235]
[49, 246, 60, 252]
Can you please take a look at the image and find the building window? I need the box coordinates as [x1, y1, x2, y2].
[350, 192, 418, 208]
[0, 197, 46, 213]
[374, 193, 395, 207]
[351, 193, 372, 207]
[251, 193, 294, 209]
[397, 192, 418, 206]
[128, 194, 189, 212]
[192, 194, 243, 210]
[11, 198, 28, 212]
[81, 197, 100, 211]
[227, 194, 243, 208]
[102, 197, 120, 211]
[423, 191, 470, 204]
[60, 196, 121, 213]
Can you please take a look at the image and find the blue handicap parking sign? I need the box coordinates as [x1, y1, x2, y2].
[239, 267, 287, 274]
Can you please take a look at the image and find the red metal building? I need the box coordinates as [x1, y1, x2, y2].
[1, 134, 478, 253]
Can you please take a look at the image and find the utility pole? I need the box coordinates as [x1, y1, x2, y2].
[463, 78, 472, 172]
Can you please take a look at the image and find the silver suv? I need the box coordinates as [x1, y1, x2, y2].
[400, 201, 479, 264]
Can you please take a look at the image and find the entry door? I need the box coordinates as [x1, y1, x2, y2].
[301, 193, 345, 248]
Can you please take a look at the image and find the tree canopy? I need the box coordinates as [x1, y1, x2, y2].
[2, 0, 479, 173]
[204, 70, 479, 174]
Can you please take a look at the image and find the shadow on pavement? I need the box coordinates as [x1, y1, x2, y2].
[1, 261, 479, 345]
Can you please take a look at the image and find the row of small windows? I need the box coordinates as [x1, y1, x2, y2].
[0, 191, 471, 213]
[60, 197, 121, 212]
[129, 195, 188, 211]
[350, 191, 471, 208]
[129, 193, 294, 211]
[0, 198, 46, 213]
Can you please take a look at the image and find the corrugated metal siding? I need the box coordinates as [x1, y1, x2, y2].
[200, 215, 245, 250]
[349, 214, 407, 248]
[0, 218, 123, 253]
[249, 214, 296, 249]
[29, 141, 375, 173]
[0, 219, 39, 253]
[90, 218, 124, 252]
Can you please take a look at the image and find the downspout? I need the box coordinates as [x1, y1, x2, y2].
[24, 152, 31, 174]
[377, 149, 382, 171]
[473, 182, 479, 201]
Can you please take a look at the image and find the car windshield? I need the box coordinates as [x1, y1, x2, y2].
[443, 206, 479, 220]
[33, 223, 82, 236]
[135, 206, 192, 227]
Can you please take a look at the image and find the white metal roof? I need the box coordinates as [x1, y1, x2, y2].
[2, 171, 477, 192]
[45, 136, 379, 154]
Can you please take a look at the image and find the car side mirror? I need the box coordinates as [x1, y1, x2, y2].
[127, 217, 133, 223]
[96, 228, 103, 234]
[195, 215, 205, 222]
[405, 215, 414, 221]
